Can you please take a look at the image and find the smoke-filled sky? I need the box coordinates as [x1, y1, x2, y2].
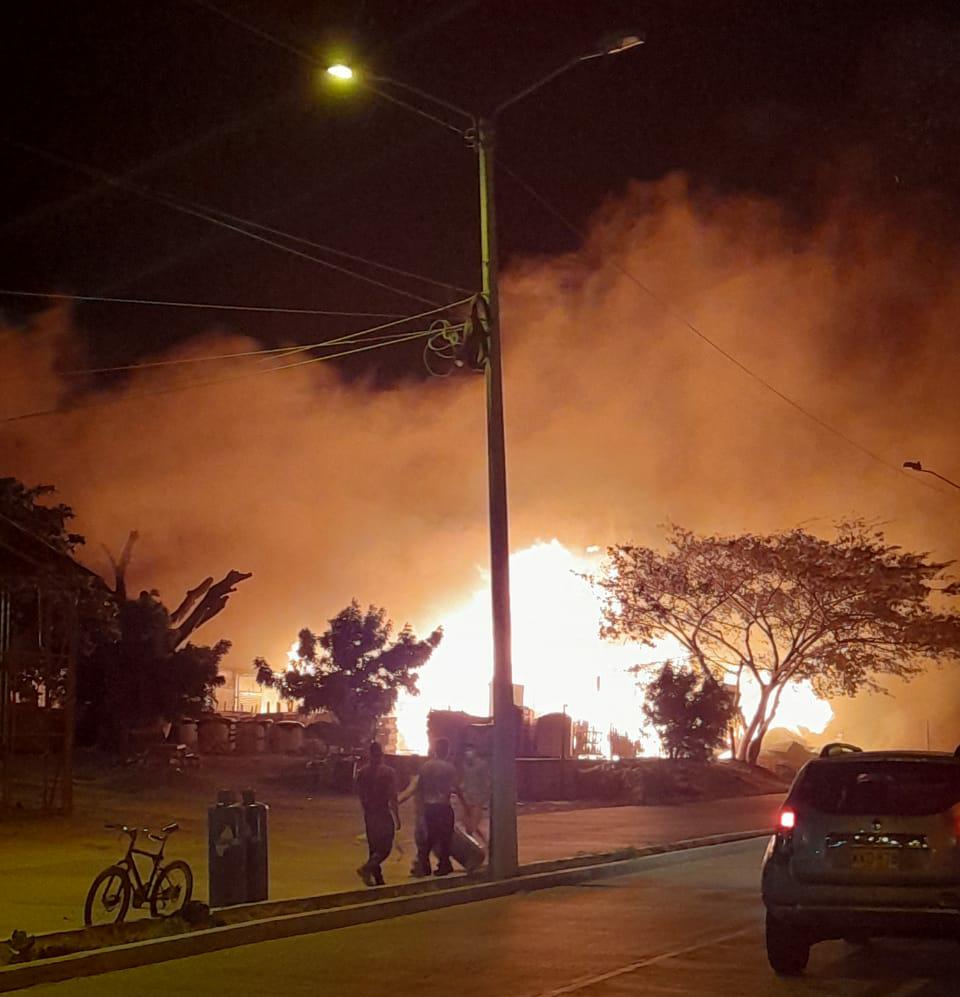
[2, 1, 959, 749]
[3, 175, 959, 747]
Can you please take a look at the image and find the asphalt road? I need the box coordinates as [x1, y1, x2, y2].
[26, 837, 958, 996]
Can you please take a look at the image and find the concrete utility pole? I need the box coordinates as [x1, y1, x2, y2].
[326, 31, 644, 880]
[476, 115, 518, 876]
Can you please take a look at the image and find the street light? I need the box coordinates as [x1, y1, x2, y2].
[902, 460, 960, 491]
[327, 33, 644, 879]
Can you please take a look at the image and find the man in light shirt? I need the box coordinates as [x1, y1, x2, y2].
[414, 737, 460, 876]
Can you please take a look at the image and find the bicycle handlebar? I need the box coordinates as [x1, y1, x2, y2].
[104, 822, 179, 839]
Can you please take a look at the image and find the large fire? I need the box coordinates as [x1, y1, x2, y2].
[396, 540, 833, 756]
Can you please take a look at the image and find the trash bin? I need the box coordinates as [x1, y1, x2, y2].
[242, 789, 269, 903]
[208, 789, 247, 907]
[273, 719, 305, 754]
[175, 718, 198, 749]
[236, 720, 267, 754]
[198, 715, 231, 754]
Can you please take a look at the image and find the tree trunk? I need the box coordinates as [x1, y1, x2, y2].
[169, 570, 252, 648]
[747, 681, 787, 764]
[736, 683, 771, 762]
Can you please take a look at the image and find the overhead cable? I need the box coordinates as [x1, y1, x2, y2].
[497, 158, 954, 500]
[0, 288, 406, 319]
[1, 297, 471, 379]
[0, 328, 439, 425]
[4, 138, 449, 308]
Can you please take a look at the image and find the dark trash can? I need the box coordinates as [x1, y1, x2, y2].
[242, 788, 269, 903]
[208, 789, 247, 907]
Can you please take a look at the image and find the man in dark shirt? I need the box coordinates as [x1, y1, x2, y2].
[354, 741, 400, 886]
[415, 737, 460, 877]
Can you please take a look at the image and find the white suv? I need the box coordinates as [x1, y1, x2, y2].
[761, 742, 960, 975]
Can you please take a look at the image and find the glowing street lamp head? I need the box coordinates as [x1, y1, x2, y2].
[327, 63, 355, 81]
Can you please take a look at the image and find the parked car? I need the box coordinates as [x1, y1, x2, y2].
[761, 741, 960, 975]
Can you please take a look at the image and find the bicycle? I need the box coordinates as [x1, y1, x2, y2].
[83, 822, 193, 926]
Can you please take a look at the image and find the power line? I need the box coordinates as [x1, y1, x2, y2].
[497, 159, 954, 501]
[1, 297, 471, 379]
[1, 89, 302, 238]
[0, 327, 439, 425]
[192, 199, 473, 296]
[188, 0, 318, 65]
[0, 288, 406, 319]
[4, 138, 450, 309]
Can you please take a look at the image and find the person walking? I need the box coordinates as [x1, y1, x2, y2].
[460, 743, 491, 846]
[398, 771, 429, 876]
[415, 737, 460, 877]
[354, 741, 400, 887]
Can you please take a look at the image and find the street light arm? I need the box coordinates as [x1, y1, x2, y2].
[367, 74, 476, 132]
[922, 469, 960, 491]
[491, 56, 584, 120]
[491, 33, 644, 120]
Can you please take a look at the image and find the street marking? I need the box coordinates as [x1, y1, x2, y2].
[533, 926, 755, 995]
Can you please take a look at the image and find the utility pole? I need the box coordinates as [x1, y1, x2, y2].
[478, 116, 518, 879]
[325, 30, 643, 883]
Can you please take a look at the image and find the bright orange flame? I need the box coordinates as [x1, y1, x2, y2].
[395, 539, 834, 757]
[396, 541, 684, 755]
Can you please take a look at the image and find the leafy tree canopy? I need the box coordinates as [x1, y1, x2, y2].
[256, 600, 442, 746]
[641, 662, 736, 761]
[2, 478, 241, 750]
[79, 591, 228, 748]
[0, 477, 84, 553]
[596, 521, 960, 762]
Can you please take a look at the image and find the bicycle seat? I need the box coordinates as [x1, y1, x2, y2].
[161, 822, 179, 834]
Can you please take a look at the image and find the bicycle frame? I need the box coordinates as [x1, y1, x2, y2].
[115, 830, 167, 906]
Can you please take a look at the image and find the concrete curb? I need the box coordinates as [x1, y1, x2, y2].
[0, 828, 771, 992]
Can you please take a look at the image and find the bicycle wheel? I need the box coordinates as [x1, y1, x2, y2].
[84, 866, 132, 926]
[149, 860, 193, 917]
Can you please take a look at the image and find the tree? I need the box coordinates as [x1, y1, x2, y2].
[0, 478, 115, 707]
[595, 522, 960, 763]
[1, 478, 247, 750]
[641, 662, 736, 761]
[79, 531, 250, 749]
[255, 600, 443, 747]
[0, 477, 84, 553]
[78, 592, 229, 748]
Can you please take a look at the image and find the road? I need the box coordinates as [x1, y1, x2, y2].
[26, 838, 957, 996]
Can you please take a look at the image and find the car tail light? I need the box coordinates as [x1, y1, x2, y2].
[779, 809, 796, 831]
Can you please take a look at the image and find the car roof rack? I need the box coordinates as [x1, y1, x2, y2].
[819, 742, 863, 758]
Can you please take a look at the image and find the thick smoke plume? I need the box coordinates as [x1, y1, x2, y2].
[2, 174, 958, 748]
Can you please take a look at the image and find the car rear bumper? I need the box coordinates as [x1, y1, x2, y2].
[766, 902, 960, 939]
[763, 853, 960, 939]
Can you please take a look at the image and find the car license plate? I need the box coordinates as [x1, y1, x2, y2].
[851, 849, 899, 872]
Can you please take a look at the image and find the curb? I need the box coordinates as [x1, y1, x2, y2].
[0, 828, 770, 992]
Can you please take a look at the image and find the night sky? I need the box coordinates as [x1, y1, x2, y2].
[5, 0, 959, 380]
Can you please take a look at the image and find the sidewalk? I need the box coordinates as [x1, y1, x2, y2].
[0, 780, 781, 937]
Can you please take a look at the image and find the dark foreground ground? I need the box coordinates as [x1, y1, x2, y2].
[23, 838, 958, 996]
[0, 753, 782, 934]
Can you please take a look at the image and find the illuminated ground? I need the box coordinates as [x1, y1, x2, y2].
[24, 838, 957, 996]
[0, 758, 781, 935]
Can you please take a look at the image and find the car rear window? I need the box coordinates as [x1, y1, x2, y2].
[793, 760, 960, 816]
